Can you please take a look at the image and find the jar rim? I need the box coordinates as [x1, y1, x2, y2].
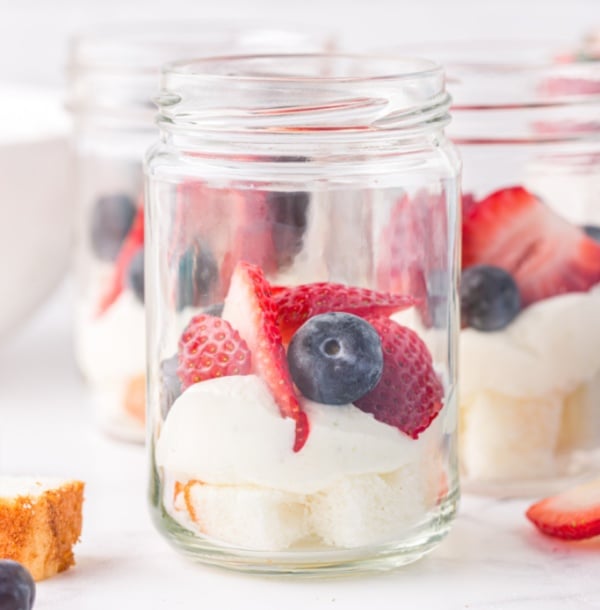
[162, 53, 443, 84]
[69, 20, 335, 73]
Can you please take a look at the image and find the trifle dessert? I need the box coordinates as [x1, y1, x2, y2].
[68, 24, 335, 441]
[146, 54, 459, 573]
[434, 43, 600, 493]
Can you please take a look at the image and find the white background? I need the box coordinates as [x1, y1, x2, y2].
[1, 0, 598, 86]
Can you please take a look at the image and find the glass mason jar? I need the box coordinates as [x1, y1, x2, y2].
[146, 54, 460, 574]
[68, 23, 335, 442]
[428, 43, 600, 495]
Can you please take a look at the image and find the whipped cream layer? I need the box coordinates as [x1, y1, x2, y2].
[76, 291, 146, 384]
[460, 287, 600, 400]
[156, 375, 432, 495]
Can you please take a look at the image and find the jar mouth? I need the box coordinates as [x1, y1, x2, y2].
[156, 53, 450, 137]
[388, 40, 600, 108]
[164, 53, 443, 84]
[67, 22, 336, 120]
[69, 21, 335, 73]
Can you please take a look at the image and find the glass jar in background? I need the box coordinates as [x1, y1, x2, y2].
[68, 23, 335, 442]
[411, 42, 600, 496]
[146, 54, 460, 573]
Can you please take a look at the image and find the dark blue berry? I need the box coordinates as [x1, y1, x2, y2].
[127, 247, 144, 303]
[203, 302, 224, 318]
[176, 240, 218, 310]
[287, 312, 383, 405]
[461, 265, 521, 331]
[90, 194, 136, 261]
[583, 225, 600, 243]
[160, 354, 181, 418]
[267, 191, 309, 267]
[0, 560, 35, 610]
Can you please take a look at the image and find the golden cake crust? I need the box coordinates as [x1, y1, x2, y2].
[0, 479, 84, 581]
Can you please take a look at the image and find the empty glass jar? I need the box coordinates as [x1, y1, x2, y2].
[146, 54, 460, 573]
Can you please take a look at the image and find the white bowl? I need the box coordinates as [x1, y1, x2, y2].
[0, 85, 71, 340]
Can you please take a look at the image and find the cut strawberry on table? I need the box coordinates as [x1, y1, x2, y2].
[177, 314, 252, 390]
[272, 282, 417, 344]
[526, 478, 600, 540]
[355, 315, 444, 439]
[222, 261, 309, 452]
[97, 203, 144, 316]
[462, 186, 600, 306]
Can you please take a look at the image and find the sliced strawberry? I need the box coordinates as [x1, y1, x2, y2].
[97, 203, 144, 316]
[220, 190, 277, 289]
[272, 282, 416, 344]
[462, 186, 600, 306]
[177, 314, 252, 390]
[376, 190, 449, 326]
[526, 478, 600, 540]
[355, 316, 444, 439]
[221, 261, 308, 452]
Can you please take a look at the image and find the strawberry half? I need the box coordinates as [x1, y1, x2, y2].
[355, 316, 444, 439]
[221, 261, 308, 452]
[462, 186, 600, 306]
[526, 478, 600, 540]
[271, 282, 416, 344]
[177, 314, 252, 390]
[97, 203, 144, 316]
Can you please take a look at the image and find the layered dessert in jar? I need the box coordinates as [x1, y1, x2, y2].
[151, 183, 456, 556]
[69, 26, 336, 441]
[399, 40, 600, 493]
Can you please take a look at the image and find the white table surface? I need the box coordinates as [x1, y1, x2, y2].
[2, 281, 600, 610]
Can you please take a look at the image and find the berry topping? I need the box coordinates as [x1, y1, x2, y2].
[460, 265, 521, 331]
[90, 193, 136, 262]
[175, 239, 219, 310]
[376, 190, 449, 327]
[177, 314, 252, 391]
[583, 224, 600, 243]
[462, 186, 600, 306]
[127, 247, 144, 303]
[0, 560, 35, 610]
[222, 261, 308, 451]
[526, 478, 600, 540]
[97, 204, 144, 316]
[272, 282, 416, 344]
[287, 312, 384, 405]
[355, 316, 444, 439]
[160, 355, 182, 418]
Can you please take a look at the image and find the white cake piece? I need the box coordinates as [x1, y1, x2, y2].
[176, 481, 308, 551]
[309, 466, 426, 548]
[460, 391, 564, 480]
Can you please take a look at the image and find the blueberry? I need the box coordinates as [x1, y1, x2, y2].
[461, 265, 521, 331]
[583, 225, 600, 243]
[287, 312, 383, 405]
[0, 560, 35, 610]
[127, 247, 144, 303]
[176, 240, 219, 310]
[267, 191, 309, 267]
[160, 354, 181, 418]
[90, 194, 136, 261]
[203, 302, 224, 318]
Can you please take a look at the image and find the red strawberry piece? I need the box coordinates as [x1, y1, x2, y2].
[376, 190, 449, 326]
[354, 316, 444, 439]
[220, 190, 278, 289]
[462, 186, 600, 306]
[97, 203, 144, 316]
[272, 282, 417, 344]
[222, 261, 308, 452]
[177, 314, 252, 390]
[526, 478, 600, 540]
